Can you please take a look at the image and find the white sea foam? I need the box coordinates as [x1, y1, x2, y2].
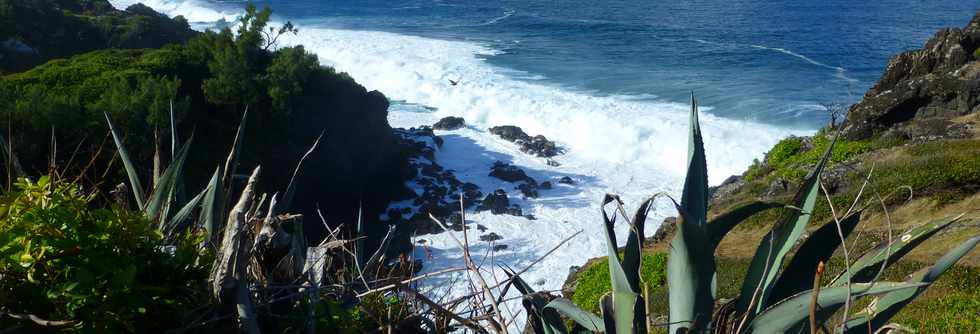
[111, 1, 810, 330]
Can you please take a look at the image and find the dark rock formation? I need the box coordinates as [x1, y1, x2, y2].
[489, 161, 534, 183]
[843, 13, 980, 140]
[386, 128, 481, 236]
[489, 125, 565, 158]
[433, 116, 466, 130]
[480, 232, 503, 242]
[476, 189, 526, 217]
[558, 176, 576, 185]
[477, 189, 511, 214]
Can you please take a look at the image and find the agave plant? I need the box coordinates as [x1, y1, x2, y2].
[510, 95, 978, 334]
[105, 106, 254, 242]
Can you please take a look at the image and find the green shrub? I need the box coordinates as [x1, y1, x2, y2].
[570, 252, 667, 314]
[0, 177, 210, 332]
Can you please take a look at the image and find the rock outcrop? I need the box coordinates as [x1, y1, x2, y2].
[843, 13, 980, 140]
[433, 116, 466, 130]
[489, 125, 564, 158]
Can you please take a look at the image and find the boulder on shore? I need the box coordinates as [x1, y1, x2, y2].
[489, 125, 564, 158]
[433, 116, 466, 130]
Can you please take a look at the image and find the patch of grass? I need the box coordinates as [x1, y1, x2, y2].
[569, 252, 667, 314]
[869, 139, 980, 205]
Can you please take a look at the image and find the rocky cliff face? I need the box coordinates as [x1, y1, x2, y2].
[843, 13, 980, 140]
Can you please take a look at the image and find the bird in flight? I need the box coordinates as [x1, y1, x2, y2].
[449, 77, 461, 86]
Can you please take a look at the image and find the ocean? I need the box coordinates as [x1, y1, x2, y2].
[107, 0, 978, 329]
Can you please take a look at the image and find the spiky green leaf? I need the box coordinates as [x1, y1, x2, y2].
[145, 135, 193, 222]
[200, 167, 223, 240]
[599, 293, 616, 334]
[163, 185, 208, 238]
[831, 214, 963, 286]
[546, 298, 604, 332]
[842, 235, 979, 334]
[748, 282, 925, 333]
[601, 195, 633, 294]
[769, 212, 862, 304]
[737, 134, 838, 317]
[707, 201, 782, 247]
[105, 113, 146, 209]
[277, 131, 324, 216]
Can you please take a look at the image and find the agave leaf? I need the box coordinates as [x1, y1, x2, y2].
[169, 99, 177, 160]
[668, 96, 715, 333]
[667, 205, 714, 333]
[278, 131, 324, 216]
[737, 134, 837, 317]
[0, 132, 25, 178]
[707, 201, 782, 248]
[601, 195, 634, 294]
[546, 298, 605, 332]
[105, 113, 146, 209]
[830, 214, 963, 286]
[748, 282, 925, 333]
[599, 293, 616, 334]
[145, 135, 193, 222]
[502, 266, 536, 295]
[681, 94, 708, 228]
[769, 211, 863, 304]
[163, 184, 208, 238]
[842, 235, 979, 334]
[623, 198, 654, 293]
[200, 167, 223, 241]
[354, 205, 366, 270]
[222, 107, 249, 204]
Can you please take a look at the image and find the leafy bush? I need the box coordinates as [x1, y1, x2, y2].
[0, 177, 210, 332]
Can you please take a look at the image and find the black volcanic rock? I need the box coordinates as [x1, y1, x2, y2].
[489, 125, 564, 158]
[433, 116, 466, 130]
[489, 161, 534, 183]
[558, 176, 575, 185]
[842, 13, 980, 140]
[480, 232, 503, 242]
[477, 189, 511, 214]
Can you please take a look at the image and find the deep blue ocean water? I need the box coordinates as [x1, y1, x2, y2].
[203, 0, 980, 128]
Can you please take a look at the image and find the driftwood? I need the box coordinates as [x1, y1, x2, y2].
[209, 166, 261, 334]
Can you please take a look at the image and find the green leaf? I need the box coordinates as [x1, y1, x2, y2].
[163, 177, 214, 239]
[667, 96, 715, 333]
[145, 135, 193, 222]
[546, 298, 605, 332]
[842, 235, 979, 334]
[0, 131, 25, 178]
[277, 131, 324, 216]
[600, 293, 616, 334]
[621, 203, 648, 294]
[199, 167, 223, 241]
[831, 214, 963, 286]
[600, 195, 633, 294]
[769, 211, 862, 304]
[221, 107, 249, 208]
[681, 94, 708, 228]
[737, 134, 838, 317]
[748, 282, 925, 333]
[105, 113, 145, 209]
[707, 201, 782, 247]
